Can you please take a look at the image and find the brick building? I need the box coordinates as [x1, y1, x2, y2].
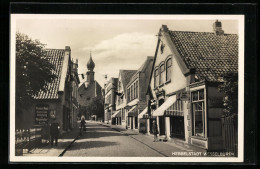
[16, 46, 79, 133]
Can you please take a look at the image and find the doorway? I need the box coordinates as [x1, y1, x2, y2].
[170, 116, 185, 139]
[159, 116, 165, 135]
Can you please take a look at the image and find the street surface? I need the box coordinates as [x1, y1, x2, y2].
[64, 122, 165, 157]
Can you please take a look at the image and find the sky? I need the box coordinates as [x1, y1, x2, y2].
[14, 15, 239, 87]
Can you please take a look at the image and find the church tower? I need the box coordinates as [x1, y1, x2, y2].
[86, 51, 95, 84]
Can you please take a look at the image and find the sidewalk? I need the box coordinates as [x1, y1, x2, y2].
[23, 123, 81, 156]
[97, 121, 205, 157]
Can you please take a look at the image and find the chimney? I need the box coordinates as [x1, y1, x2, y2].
[213, 20, 224, 35]
[161, 25, 168, 32]
[65, 46, 71, 52]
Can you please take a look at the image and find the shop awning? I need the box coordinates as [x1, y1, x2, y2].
[152, 95, 176, 116]
[128, 105, 138, 117]
[138, 107, 147, 119]
[112, 110, 121, 118]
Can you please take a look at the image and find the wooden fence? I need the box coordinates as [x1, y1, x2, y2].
[15, 127, 43, 156]
[221, 114, 238, 156]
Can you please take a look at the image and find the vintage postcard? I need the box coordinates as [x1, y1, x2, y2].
[10, 14, 244, 162]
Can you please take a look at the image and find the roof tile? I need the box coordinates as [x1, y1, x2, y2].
[33, 49, 65, 100]
[169, 31, 238, 82]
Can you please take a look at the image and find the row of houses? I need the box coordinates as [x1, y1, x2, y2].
[16, 46, 80, 134]
[104, 20, 238, 152]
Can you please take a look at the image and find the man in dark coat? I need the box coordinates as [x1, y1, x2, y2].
[152, 120, 158, 142]
[50, 119, 60, 146]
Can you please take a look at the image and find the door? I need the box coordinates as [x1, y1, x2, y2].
[170, 116, 185, 139]
[159, 116, 165, 135]
[131, 117, 133, 129]
[135, 116, 138, 129]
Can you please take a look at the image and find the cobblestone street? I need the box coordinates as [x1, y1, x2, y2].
[63, 121, 193, 157]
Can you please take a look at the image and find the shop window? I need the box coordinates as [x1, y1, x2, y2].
[159, 64, 165, 85]
[191, 89, 205, 137]
[166, 58, 172, 81]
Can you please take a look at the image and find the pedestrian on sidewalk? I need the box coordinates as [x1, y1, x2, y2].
[152, 120, 158, 142]
[49, 119, 60, 146]
[80, 116, 86, 135]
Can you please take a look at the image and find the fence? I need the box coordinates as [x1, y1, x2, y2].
[221, 114, 238, 156]
[15, 127, 43, 156]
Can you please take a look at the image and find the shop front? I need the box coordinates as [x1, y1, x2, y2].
[127, 105, 138, 130]
[112, 110, 121, 125]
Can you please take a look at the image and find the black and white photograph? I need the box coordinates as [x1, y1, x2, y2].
[9, 14, 244, 162]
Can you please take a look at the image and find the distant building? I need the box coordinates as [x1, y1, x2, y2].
[70, 59, 80, 128]
[145, 20, 238, 152]
[113, 70, 137, 127]
[104, 77, 118, 124]
[17, 46, 79, 133]
[78, 53, 103, 120]
[125, 56, 154, 130]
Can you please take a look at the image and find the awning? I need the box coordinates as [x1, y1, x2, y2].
[128, 105, 138, 117]
[152, 95, 176, 116]
[138, 107, 147, 119]
[127, 99, 139, 107]
[112, 110, 121, 118]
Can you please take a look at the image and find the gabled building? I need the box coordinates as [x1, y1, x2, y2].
[113, 70, 137, 127]
[146, 20, 238, 151]
[78, 53, 103, 120]
[125, 56, 154, 130]
[17, 46, 78, 132]
[104, 77, 118, 124]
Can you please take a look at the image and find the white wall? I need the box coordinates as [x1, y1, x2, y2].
[150, 38, 187, 100]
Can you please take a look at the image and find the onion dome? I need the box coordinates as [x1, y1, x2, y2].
[87, 52, 95, 70]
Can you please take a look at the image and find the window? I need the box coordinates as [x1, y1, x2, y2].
[166, 58, 172, 81]
[122, 109, 125, 120]
[191, 89, 205, 137]
[118, 81, 121, 91]
[127, 88, 130, 102]
[136, 81, 138, 98]
[131, 85, 134, 100]
[154, 68, 159, 87]
[133, 82, 136, 99]
[159, 64, 165, 85]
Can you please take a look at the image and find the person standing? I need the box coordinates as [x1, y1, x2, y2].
[80, 116, 86, 135]
[50, 119, 60, 146]
[152, 120, 158, 142]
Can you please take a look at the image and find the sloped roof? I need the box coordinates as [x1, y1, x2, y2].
[34, 49, 65, 99]
[130, 56, 154, 80]
[120, 70, 137, 90]
[169, 31, 238, 82]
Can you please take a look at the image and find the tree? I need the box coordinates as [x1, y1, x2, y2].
[16, 32, 57, 112]
[218, 72, 238, 115]
[86, 97, 104, 120]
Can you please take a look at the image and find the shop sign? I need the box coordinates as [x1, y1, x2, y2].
[180, 90, 189, 101]
[35, 104, 49, 125]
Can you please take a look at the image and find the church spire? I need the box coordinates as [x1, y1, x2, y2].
[87, 50, 95, 70]
[86, 50, 95, 84]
